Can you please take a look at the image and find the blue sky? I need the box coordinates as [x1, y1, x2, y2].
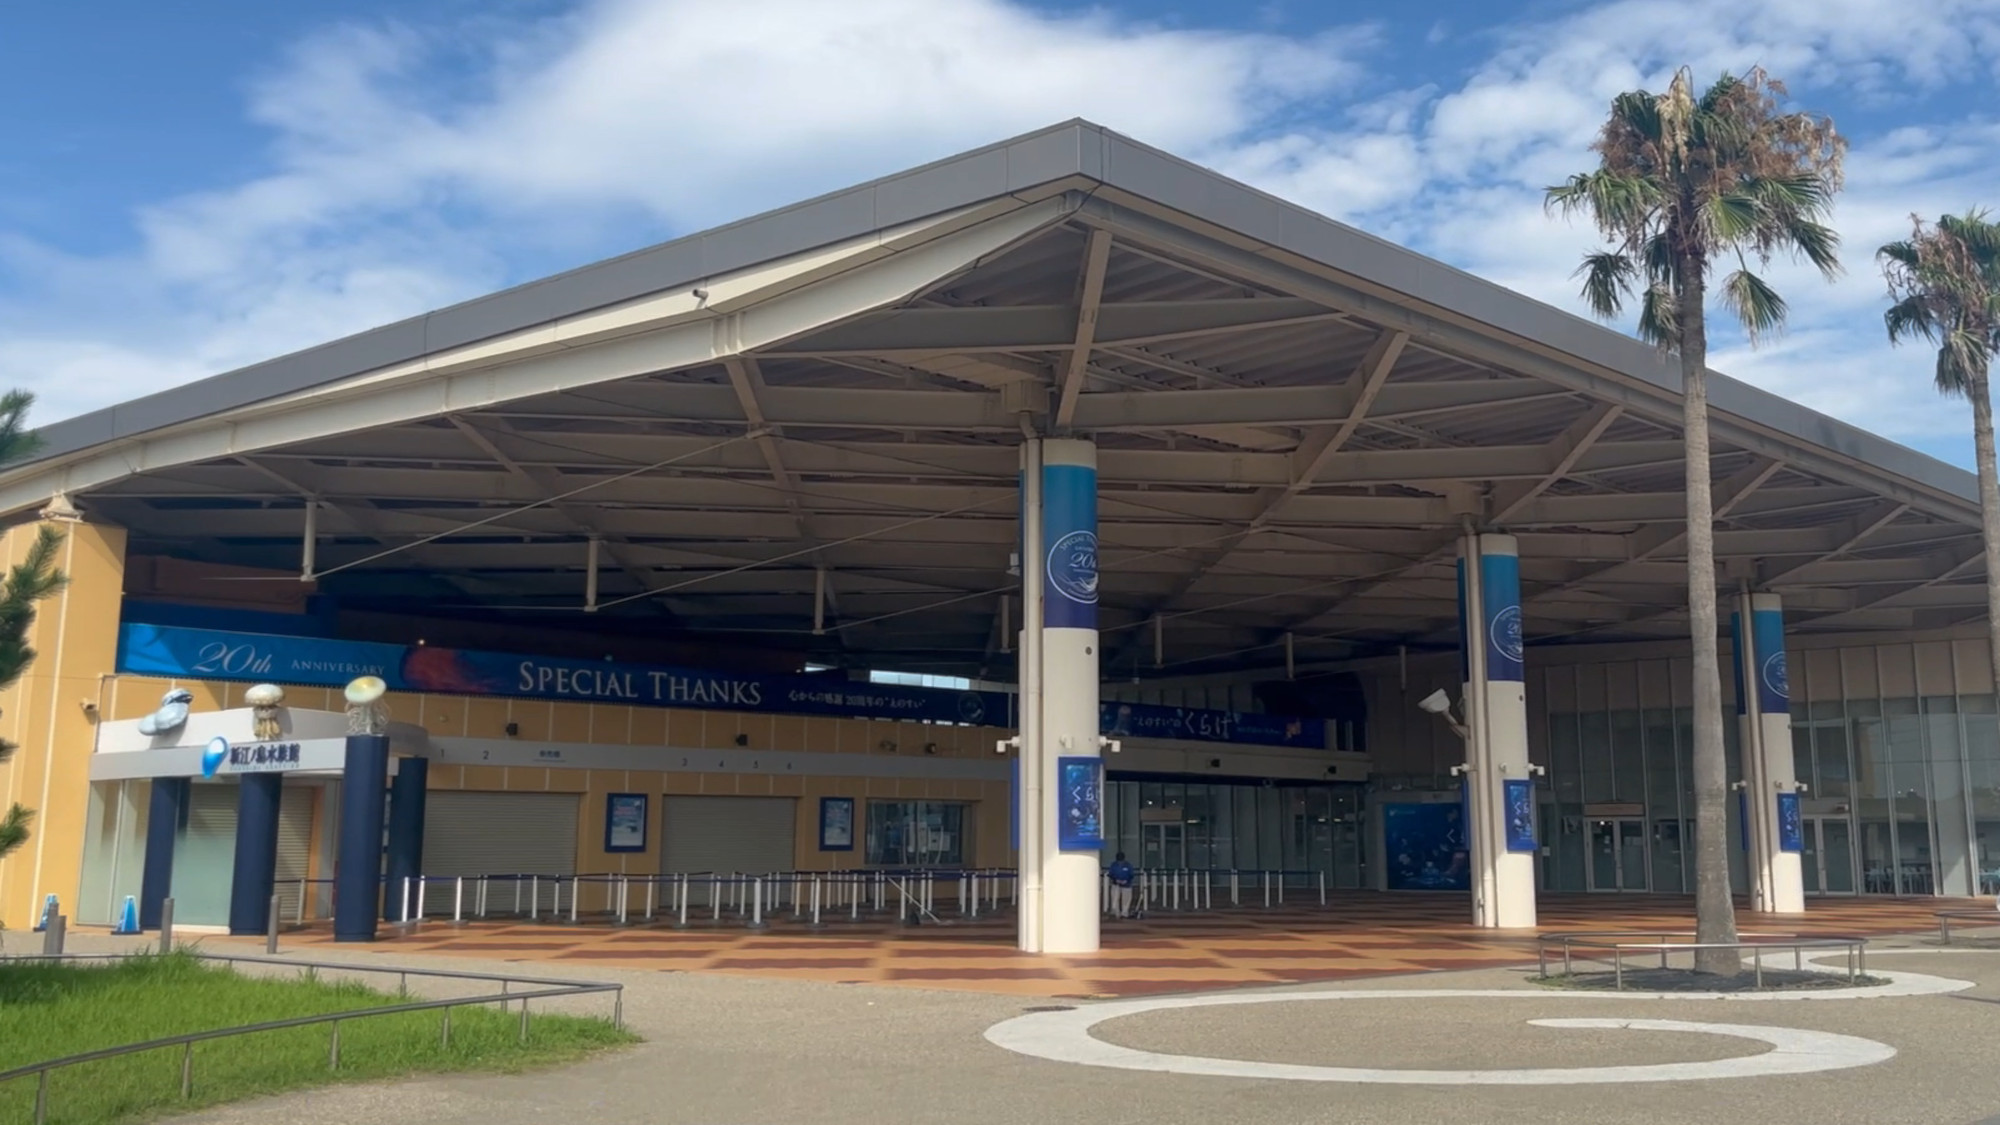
[4, 0, 1999, 468]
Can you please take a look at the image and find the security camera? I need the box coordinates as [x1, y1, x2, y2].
[1417, 688, 1453, 715]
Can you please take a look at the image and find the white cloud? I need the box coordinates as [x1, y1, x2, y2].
[0, 0, 1371, 422]
[4, 0, 2000, 468]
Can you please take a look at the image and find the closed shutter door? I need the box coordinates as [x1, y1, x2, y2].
[421, 791, 579, 879]
[273, 786, 313, 921]
[661, 796, 797, 876]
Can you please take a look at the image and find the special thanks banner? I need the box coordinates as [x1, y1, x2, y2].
[116, 623, 1324, 749]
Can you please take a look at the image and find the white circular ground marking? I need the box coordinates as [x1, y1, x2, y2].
[983, 956, 1973, 1086]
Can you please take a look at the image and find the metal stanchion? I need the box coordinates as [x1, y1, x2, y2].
[1262, 872, 1272, 909]
[41, 914, 66, 955]
[454, 877, 465, 923]
[969, 872, 980, 919]
[400, 877, 412, 925]
[1230, 871, 1240, 907]
[711, 876, 722, 923]
[617, 876, 630, 926]
[1278, 872, 1286, 905]
[159, 898, 175, 953]
[646, 877, 658, 922]
[570, 878, 582, 924]
[296, 877, 309, 925]
[874, 871, 885, 912]
[749, 878, 765, 930]
[529, 876, 541, 921]
[417, 876, 429, 921]
[1319, 871, 1326, 906]
[851, 873, 861, 920]
[266, 893, 280, 954]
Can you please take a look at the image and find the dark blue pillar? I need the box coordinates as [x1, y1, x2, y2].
[227, 774, 283, 935]
[139, 777, 188, 931]
[383, 757, 428, 923]
[332, 734, 390, 942]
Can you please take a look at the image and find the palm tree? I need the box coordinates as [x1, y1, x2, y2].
[1548, 68, 1844, 974]
[0, 390, 69, 862]
[1881, 213, 2000, 718]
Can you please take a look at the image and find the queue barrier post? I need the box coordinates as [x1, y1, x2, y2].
[417, 876, 429, 921]
[1319, 871, 1327, 907]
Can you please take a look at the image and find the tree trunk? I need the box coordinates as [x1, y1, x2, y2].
[1681, 264, 1742, 975]
[1974, 373, 2000, 823]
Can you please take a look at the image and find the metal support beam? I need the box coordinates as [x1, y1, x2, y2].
[446, 416, 671, 613]
[1055, 230, 1113, 430]
[1490, 404, 1623, 525]
[1105, 331, 1407, 671]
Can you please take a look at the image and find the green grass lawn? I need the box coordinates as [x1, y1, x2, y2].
[0, 951, 636, 1125]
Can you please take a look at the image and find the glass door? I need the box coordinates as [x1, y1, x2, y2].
[1141, 822, 1185, 870]
[1587, 818, 1650, 892]
[1817, 818, 1856, 894]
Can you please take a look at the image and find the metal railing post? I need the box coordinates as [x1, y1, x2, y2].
[266, 894, 281, 954]
[400, 877, 412, 925]
[180, 1040, 194, 1098]
[1319, 870, 1326, 906]
[529, 876, 540, 921]
[750, 877, 765, 929]
[811, 876, 822, 927]
[454, 877, 465, 924]
[159, 898, 175, 953]
[296, 877, 308, 924]
[417, 875, 429, 921]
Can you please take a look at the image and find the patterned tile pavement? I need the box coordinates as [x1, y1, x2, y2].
[259, 892, 1981, 998]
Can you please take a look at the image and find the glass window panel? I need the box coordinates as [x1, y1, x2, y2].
[1924, 697, 1973, 896]
[1549, 711, 1583, 802]
[1610, 710, 1645, 803]
[1579, 712, 1614, 803]
[1256, 786, 1283, 873]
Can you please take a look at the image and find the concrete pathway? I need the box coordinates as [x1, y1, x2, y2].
[50, 929, 2000, 1125]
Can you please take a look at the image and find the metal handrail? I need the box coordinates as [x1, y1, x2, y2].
[1534, 930, 1869, 990]
[0, 951, 625, 1125]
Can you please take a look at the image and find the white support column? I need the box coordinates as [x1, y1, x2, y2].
[1017, 441, 1045, 953]
[1037, 438, 1102, 954]
[1459, 532, 1537, 929]
[1735, 590, 1805, 914]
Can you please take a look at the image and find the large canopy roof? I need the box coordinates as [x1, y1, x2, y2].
[6, 121, 1983, 680]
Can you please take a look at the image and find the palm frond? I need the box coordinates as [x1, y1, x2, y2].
[1575, 252, 1636, 320]
[0, 802, 31, 860]
[1721, 269, 1790, 341]
[0, 392, 42, 468]
[1638, 284, 1679, 347]
[1884, 294, 1938, 346]
[1782, 216, 1843, 277]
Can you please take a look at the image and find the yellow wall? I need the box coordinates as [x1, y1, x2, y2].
[0, 519, 127, 930]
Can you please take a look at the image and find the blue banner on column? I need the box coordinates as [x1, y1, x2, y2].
[1056, 756, 1103, 851]
[1752, 607, 1788, 715]
[1503, 778, 1537, 852]
[1480, 550, 1524, 682]
[1776, 791, 1803, 853]
[1042, 463, 1097, 630]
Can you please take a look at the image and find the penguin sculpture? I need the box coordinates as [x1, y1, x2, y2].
[137, 688, 194, 736]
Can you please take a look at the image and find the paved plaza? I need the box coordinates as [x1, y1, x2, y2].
[38, 897, 2000, 1125]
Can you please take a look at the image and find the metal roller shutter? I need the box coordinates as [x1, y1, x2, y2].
[274, 785, 313, 921]
[421, 791, 579, 878]
[661, 796, 798, 877]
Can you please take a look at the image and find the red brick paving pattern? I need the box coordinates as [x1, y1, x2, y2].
[265, 892, 1975, 998]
